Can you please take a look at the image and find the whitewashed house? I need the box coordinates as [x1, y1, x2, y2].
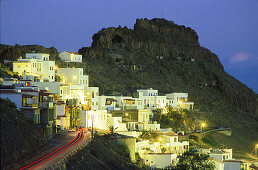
[57, 68, 89, 104]
[161, 131, 189, 154]
[57, 68, 88, 86]
[142, 153, 177, 168]
[84, 87, 99, 110]
[13, 52, 55, 82]
[59, 51, 82, 62]
[223, 160, 249, 170]
[56, 100, 70, 130]
[166, 93, 194, 110]
[136, 89, 167, 111]
[80, 110, 108, 130]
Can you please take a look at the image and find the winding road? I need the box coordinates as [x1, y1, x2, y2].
[19, 129, 91, 170]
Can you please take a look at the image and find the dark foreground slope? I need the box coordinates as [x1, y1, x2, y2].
[0, 98, 46, 169]
[66, 135, 148, 170]
[77, 18, 257, 155]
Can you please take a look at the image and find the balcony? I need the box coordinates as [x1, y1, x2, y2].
[21, 103, 38, 109]
[39, 102, 54, 108]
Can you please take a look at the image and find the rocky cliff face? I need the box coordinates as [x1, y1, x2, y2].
[79, 18, 256, 114]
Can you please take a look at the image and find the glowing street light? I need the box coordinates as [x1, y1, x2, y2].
[125, 113, 132, 130]
[201, 122, 206, 133]
[73, 76, 76, 79]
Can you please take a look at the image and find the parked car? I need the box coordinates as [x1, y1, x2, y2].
[177, 131, 185, 136]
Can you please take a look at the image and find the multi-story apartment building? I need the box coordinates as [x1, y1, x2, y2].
[166, 93, 194, 110]
[0, 88, 40, 124]
[56, 100, 70, 130]
[160, 131, 189, 155]
[66, 98, 81, 128]
[38, 89, 57, 140]
[13, 52, 55, 82]
[84, 87, 99, 110]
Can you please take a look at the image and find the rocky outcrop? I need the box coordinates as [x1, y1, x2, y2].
[79, 18, 256, 113]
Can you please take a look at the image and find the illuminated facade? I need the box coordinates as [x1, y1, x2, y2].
[59, 51, 82, 62]
[13, 53, 55, 82]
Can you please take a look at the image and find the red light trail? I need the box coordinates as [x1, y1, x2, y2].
[20, 130, 85, 170]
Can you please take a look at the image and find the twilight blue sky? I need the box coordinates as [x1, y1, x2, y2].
[1, 0, 258, 93]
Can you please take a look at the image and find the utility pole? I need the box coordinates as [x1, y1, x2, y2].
[91, 113, 94, 139]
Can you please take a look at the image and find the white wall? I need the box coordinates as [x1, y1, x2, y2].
[56, 104, 65, 116]
[33, 82, 61, 95]
[26, 53, 50, 61]
[0, 92, 22, 110]
[80, 110, 108, 130]
[59, 51, 82, 62]
[57, 68, 88, 86]
[142, 153, 177, 168]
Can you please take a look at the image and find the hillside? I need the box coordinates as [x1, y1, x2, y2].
[77, 18, 257, 155]
[0, 98, 47, 169]
[66, 134, 148, 170]
[0, 18, 257, 157]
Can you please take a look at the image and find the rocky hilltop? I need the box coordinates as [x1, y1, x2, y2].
[79, 18, 256, 114]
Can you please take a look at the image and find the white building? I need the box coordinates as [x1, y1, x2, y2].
[59, 51, 82, 62]
[209, 158, 224, 170]
[136, 89, 167, 111]
[0, 88, 40, 124]
[57, 68, 88, 86]
[161, 131, 189, 154]
[2, 78, 19, 86]
[209, 149, 232, 162]
[13, 53, 55, 82]
[223, 160, 249, 170]
[107, 115, 128, 132]
[80, 110, 108, 130]
[84, 87, 99, 110]
[142, 153, 177, 168]
[166, 92, 194, 110]
[138, 122, 160, 131]
[56, 100, 70, 130]
[57, 68, 89, 104]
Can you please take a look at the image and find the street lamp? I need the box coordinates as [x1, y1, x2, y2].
[201, 123, 206, 133]
[125, 113, 131, 121]
[255, 143, 258, 156]
[125, 113, 132, 131]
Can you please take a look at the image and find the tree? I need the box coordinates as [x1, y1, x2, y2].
[169, 151, 215, 170]
[166, 106, 184, 130]
[152, 108, 162, 122]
